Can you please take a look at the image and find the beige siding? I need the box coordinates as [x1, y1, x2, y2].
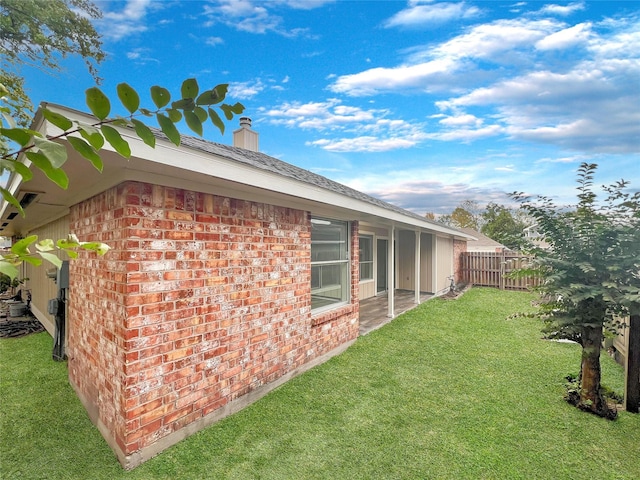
[359, 280, 375, 300]
[22, 215, 70, 335]
[435, 236, 454, 293]
[397, 230, 415, 290]
[420, 233, 433, 293]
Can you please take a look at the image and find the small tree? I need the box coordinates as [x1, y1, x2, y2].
[0, 79, 244, 277]
[512, 163, 639, 419]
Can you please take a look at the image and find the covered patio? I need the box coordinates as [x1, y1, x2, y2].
[359, 290, 433, 335]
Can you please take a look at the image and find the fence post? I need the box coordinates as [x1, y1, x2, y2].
[625, 310, 640, 413]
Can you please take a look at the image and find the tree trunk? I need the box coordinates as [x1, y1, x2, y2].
[574, 325, 616, 419]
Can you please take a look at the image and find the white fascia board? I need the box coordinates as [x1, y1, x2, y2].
[43, 104, 473, 240]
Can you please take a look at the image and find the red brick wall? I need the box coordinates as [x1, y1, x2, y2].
[453, 239, 467, 284]
[68, 181, 359, 461]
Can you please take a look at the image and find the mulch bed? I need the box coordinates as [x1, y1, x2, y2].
[0, 299, 45, 338]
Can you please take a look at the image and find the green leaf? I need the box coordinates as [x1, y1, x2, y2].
[184, 111, 203, 136]
[11, 235, 38, 256]
[101, 125, 131, 158]
[139, 108, 153, 117]
[196, 84, 228, 105]
[38, 251, 62, 268]
[131, 119, 156, 148]
[208, 108, 225, 134]
[33, 137, 67, 168]
[42, 109, 73, 131]
[25, 151, 69, 189]
[171, 98, 195, 111]
[0, 186, 24, 217]
[229, 102, 245, 114]
[35, 239, 55, 252]
[166, 109, 182, 123]
[0, 127, 32, 146]
[22, 255, 42, 266]
[67, 136, 103, 172]
[181, 78, 199, 99]
[85, 87, 111, 120]
[11, 161, 33, 182]
[77, 122, 104, 150]
[65, 249, 79, 259]
[117, 83, 140, 114]
[0, 261, 19, 280]
[57, 235, 80, 250]
[194, 107, 207, 122]
[156, 113, 181, 146]
[220, 104, 234, 120]
[150, 86, 171, 109]
[0, 159, 33, 182]
[80, 241, 111, 256]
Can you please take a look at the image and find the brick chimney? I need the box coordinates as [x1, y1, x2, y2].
[233, 117, 259, 152]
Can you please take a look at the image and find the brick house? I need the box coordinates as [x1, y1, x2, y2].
[1, 104, 470, 468]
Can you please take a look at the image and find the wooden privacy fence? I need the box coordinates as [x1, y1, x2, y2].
[461, 252, 540, 291]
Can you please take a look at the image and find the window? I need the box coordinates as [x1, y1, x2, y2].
[311, 217, 349, 310]
[359, 234, 373, 281]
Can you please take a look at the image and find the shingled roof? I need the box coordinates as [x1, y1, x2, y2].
[172, 130, 457, 232]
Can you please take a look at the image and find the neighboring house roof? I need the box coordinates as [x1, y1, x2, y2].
[459, 227, 508, 252]
[0, 103, 474, 241]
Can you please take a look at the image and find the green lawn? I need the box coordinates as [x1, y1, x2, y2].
[1, 288, 638, 479]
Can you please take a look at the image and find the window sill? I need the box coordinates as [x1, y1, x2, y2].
[311, 303, 355, 327]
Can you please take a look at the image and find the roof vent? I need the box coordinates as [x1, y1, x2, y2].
[233, 117, 259, 152]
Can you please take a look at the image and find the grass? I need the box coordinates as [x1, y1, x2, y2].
[1, 287, 639, 479]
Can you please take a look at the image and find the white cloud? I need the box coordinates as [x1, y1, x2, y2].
[124, 47, 159, 65]
[308, 136, 418, 153]
[329, 58, 459, 96]
[327, 14, 640, 154]
[263, 99, 431, 152]
[384, 1, 481, 28]
[535, 22, 592, 50]
[100, 0, 155, 40]
[537, 2, 585, 16]
[431, 19, 558, 61]
[436, 57, 640, 153]
[437, 114, 482, 127]
[228, 79, 266, 99]
[330, 19, 561, 96]
[202, 0, 328, 36]
[205, 36, 225, 46]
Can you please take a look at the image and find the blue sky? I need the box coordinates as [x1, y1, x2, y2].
[21, 0, 640, 214]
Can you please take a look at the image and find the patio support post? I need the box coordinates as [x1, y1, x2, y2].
[414, 230, 421, 304]
[387, 224, 395, 318]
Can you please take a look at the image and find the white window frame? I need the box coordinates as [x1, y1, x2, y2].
[359, 234, 374, 282]
[311, 217, 350, 312]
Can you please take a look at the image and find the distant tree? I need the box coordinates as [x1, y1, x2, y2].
[439, 200, 482, 229]
[0, 0, 104, 127]
[481, 203, 528, 250]
[424, 212, 436, 220]
[512, 163, 640, 419]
